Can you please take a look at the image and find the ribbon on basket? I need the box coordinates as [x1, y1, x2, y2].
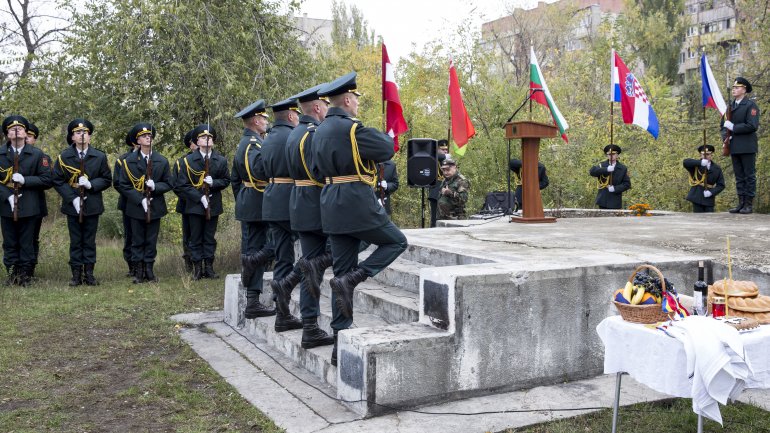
[662, 291, 690, 319]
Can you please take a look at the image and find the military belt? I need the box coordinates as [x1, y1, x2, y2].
[243, 180, 268, 188]
[325, 175, 374, 184]
[294, 179, 319, 187]
[269, 177, 294, 184]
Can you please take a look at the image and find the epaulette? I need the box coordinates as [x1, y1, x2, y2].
[249, 137, 258, 142]
[307, 124, 317, 132]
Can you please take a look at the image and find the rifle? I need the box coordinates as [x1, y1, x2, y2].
[78, 134, 85, 223]
[378, 163, 386, 205]
[12, 145, 19, 222]
[722, 101, 732, 156]
[145, 143, 153, 223]
[203, 147, 211, 221]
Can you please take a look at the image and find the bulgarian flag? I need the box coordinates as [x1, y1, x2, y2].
[448, 58, 476, 156]
[529, 47, 569, 142]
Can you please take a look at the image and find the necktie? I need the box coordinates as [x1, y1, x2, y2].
[145, 155, 149, 163]
[79, 151, 85, 159]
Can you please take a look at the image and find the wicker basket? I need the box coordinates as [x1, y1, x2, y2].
[612, 264, 672, 324]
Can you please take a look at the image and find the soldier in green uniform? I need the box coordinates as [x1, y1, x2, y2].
[116, 123, 172, 283]
[683, 144, 725, 213]
[174, 124, 230, 279]
[0, 115, 52, 286]
[721, 77, 760, 214]
[172, 129, 196, 272]
[310, 72, 408, 365]
[52, 119, 113, 286]
[114, 131, 140, 277]
[437, 157, 470, 220]
[25, 122, 53, 279]
[588, 144, 631, 210]
[232, 100, 275, 318]
[285, 83, 335, 348]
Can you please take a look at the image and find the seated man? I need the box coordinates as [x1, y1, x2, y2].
[508, 158, 549, 212]
[437, 157, 469, 220]
[683, 144, 725, 213]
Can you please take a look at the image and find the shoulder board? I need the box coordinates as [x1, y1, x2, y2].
[307, 125, 317, 132]
[249, 137, 258, 142]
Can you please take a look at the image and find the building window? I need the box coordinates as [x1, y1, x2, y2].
[728, 43, 741, 56]
[679, 52, 685, 64]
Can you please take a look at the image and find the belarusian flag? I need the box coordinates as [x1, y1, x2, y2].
[530, 47, 569, 142]
[382, 43, 408, 151]
[448, 58, 475, 156]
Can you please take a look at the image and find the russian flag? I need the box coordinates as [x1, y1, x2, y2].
[700, 54, 727, 115]
[610, 50, 659, 139]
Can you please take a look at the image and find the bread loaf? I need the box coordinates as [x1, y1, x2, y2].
[729, 310, 770, 325]
[727, 295, 770, 313]
[710, 280, 759, 298]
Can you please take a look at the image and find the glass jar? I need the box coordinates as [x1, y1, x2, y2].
[712, 296, 726, 318]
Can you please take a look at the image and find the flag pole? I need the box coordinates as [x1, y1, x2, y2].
[610, 101, 614, 145]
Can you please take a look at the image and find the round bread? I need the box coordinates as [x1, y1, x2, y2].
[729, 310, 770, 325]
[710, 280, 759, 298]
[714, 316, 761, 331]
[727, 295, 770, 313]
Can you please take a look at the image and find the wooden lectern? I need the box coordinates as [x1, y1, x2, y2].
[504, 121, 558, 223]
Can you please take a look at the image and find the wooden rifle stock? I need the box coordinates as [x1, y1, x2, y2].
[722, 103, 732, 156]
[203, 154, 211, 221]
[78, 151, 85, 223]
[145, 150, 153, 223]
[12, 147, 19, 221]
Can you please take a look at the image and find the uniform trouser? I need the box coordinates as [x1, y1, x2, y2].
[731, 153, 757, 197]
[429, 198, 438, 228]
[692, 203, 714, 213]
[188, 214, 218, 262]
[329, 221, 408, 331]
[122, 213, 132, 263]
[67, 215, 99, 266]
[297, 230, 330, 319]
[181, 212, 191, 257]
[33, 215, 44, 265]
[269, 221, 296, 282]
[2, 216, 37, 268]
[242, 220, 269, 294]
[130, 218, 161, 263]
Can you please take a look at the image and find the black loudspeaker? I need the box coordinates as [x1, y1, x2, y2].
[407, 138, 438, 187]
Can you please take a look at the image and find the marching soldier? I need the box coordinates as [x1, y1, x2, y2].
[116, 123, 172, 283]
[262, 97, 303, 332]
[114, 131, 140, 276]
[52, 119, 112, 286]
[310, 72, 408, 365]
[0, 115, 52, 286]
[25, 122, 53, 278]
[232, 100, 275, 318]
[172, 130, 196, 272]
[428, 140, 448, 227]
[508, 159, 549, 212]
[175, 124, 230, 279]
[683, 144, 725, 213]
[721, 77, 760, 214]
[589, 144, 631, 210]
[285, 83, 335, 348]
[376, 159, 399, 216]
[437, 157, 470, 220]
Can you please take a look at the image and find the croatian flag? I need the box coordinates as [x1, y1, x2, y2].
[611, 50, 659, 139]
[700, 54, 727, 115]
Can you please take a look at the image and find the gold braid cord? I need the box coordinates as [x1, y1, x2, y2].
[299, 131, 323, 187]
[688, 169, 708, 187]
[183, 157, 206, 189]
[0, 165, 12, 185]
[597, 173, 612, 190]
[121, 159, 146, 192]
[57, 155, 86, 186]
[244, 143, 266, 192]
[349, 123, 376, 186]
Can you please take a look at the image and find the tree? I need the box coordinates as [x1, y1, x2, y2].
[331, 0, 374, 48]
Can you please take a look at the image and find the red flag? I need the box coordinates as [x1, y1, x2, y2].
[448, 58, 475, 154]
[382, 43, 408, 151]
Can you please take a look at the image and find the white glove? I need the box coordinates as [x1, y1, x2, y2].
[606, 164, 615, 172]
[145, 179, 155, 191]
[703, 190, 712, 198]
[78, 176, 92, 189]
[141, 197, 149, 212]
[380, 180, 387, 189]
[72, 197, 81, 214]
[7, 195, 14, 212]
[608, 185, 616, 193]
[200, 195, 209, 209]
[377, 198, 384, 207]
[723, 120, 734, 131]
[12, 173, 24, 185]
[700, 159, 709, 167]
[203, 175, 213, 186]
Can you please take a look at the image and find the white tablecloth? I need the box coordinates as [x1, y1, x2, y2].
[597, 316, 770, 399]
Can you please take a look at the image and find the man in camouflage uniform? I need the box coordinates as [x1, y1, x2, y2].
[437, 157, 469, 220]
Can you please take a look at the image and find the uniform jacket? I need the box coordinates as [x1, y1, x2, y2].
[262, 119, 296, 222]
[114, 150, 134, 212]
[721, 98, 760, 155]
[428, 153, 446, 201]
[116, 149, 172, 220]
[683, 159, 725, 207]
[231, 129, 266, 222]
[174, 150, 230, 216]
[509, 159, 549, 207]
[172, 151, 192, 214]
[310, 107, 395, 234]
[286, 116, 323, 232]
[52, 146, 112, 217]
[437, 172, 470, 220]
[37, 150, 53, 217]
[376, 160, 399, 215]
[589, 161, 631, 209]
[0, 144, 52, 218]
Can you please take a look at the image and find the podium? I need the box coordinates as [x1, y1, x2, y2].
[504, 121, 558, 223]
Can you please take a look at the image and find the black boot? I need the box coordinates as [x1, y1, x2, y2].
[69, 265, 83, 287]
[5, 265, 18, 286]
[331, 330, 339, 366]
[183, 253, 193, 273]
[193, 261, 204, 281]
[740, 196, 754, 214]
[244, 294, 276, 319]
[270, 267, 303, 309]
[29, 263, 36, 279]
[301, 317, 334, 348]
[125, 261, 134, 277]
[203, 258, 218, 279]
[83, 264, 99, 286]
[17, 266, 31, 287]
[241, 249, 271, 285]
[729, 195, 745, 213]
[297, 252, 332, 299]
[133, 262, 146, 284]
[274, 289, 302, 332]
[144, 262, 159, 282]
[330, 267, 368, 318]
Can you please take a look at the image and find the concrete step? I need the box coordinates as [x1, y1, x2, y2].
[399, 243, 495, 267]
[367, 255, 425, 293]
[315, 276, 419, 325]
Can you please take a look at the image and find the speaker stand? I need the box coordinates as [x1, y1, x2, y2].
[421, 188, 426, 228]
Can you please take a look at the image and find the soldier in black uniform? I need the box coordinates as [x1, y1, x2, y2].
[508, 159, 549, 212]
[683, 144, 725, 213]
[25, 122, 53, 278]
[721, 77, 761, 214]
[174, 124, 230, 279]
[428, 140, 448, 227]
[262, 97, 304, 332]
[116, 123, 172, 283]
[114, 131, 139, 277]
[52, 119, 112, 286]
[0, 115, 52, 286]
[285, 83, 335, 348]
[589, 144, 631, 210]
[376, 159, 399, 216]
[171, 129, 196, 272]
[310, 72, 408, 365]
[231, 100, 275, 318]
